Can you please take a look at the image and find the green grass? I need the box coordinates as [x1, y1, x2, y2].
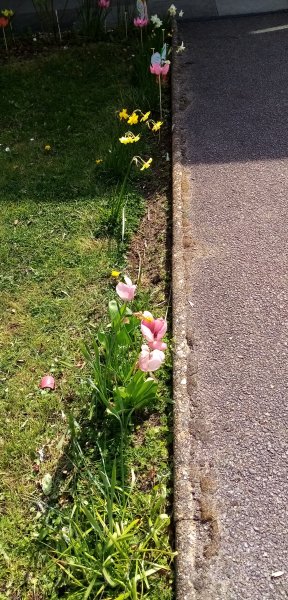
[0, 41, 172, 600]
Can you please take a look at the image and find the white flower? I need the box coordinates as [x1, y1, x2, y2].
[176, 41, 186, 53]
[168, 4, 177, 16]
[5, 147, 10, 152]
[30, 138, 34, 141]
[151, 14, 163, 28]
[179, 10, 184, 17]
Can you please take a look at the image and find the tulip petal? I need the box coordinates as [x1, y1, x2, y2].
[141, 322, 155, 343]
[148, 341, 167, 351]
[147, 349, 165, 371]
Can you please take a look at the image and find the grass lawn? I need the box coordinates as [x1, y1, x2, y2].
[0, 40, 172, 599]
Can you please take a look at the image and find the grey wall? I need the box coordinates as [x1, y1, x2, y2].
[0, 0, 287, 30]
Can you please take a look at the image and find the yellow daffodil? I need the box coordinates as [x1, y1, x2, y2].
[95, 159, 103, 164]
[119, 132, 141, 144]
[152, 121, 163, 132]
[127, 112, 139, 125]
[44, 144, 51, 151]
[140, 111, 151, 122]
[140, 157, 153, 170]
[2, 9, 13, 16]
[111, 270, 121, 277]
[119, 108, 129, 120]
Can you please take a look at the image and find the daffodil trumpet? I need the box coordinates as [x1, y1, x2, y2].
[132, 156, 153, 170]
[119, 131, 141, 144]
[147, 119, 163, 132]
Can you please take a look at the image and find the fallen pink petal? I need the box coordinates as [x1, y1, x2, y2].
[40, 375, 55, 390]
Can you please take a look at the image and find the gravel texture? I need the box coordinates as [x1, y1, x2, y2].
[176, 12, 288, 599]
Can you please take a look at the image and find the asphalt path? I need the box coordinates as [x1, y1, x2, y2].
[177, 12, 288, 599]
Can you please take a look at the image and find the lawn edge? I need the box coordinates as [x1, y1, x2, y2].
[172, 19, 197, 600]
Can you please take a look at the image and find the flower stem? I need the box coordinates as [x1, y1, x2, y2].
[111, 159, 132, 224]
[2, 27, 8, 54]
[55, 9, 62, 43]
[9, 22, 15, 44]
[119, 421, 125, 489]
[140, 27, 143, 48]
[158, 75, 162, 120]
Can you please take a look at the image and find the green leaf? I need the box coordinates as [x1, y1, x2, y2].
[108, 299, 120, 325]
[81, 506, 103, 538]
[102, 566, 117, 587]
[83, 578, 97, 599]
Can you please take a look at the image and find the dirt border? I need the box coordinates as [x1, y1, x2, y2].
[172, 20, 197, 600]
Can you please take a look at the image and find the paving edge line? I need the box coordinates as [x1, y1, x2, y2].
[172, 20, 197, 600]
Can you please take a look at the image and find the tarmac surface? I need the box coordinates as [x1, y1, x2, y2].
[177, 12, 288, 599]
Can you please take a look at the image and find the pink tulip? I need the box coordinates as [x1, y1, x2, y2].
[141, 311, 167, 350]
[116, 276, 136, 302]
[98, 0, 110, 7]
[134, 17, 149, 27]
[40, 375, 55, 390]
[150, 62, 170, 76]
[138, 344, 165, 372]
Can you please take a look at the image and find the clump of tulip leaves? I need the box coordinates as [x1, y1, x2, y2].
[38, 276, 174, 600]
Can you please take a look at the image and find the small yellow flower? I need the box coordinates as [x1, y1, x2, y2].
[152, 121, 163, 132]
[127, 112, 139, 125]
[95, 159, 103, 164]
[140, 111, 151, 122]
[119, 108, 129, 120]
[140, 157, 153, 170]
[119, 132, 141, 144]
[119, 135, 130, 145]
[2, 9, 9, 16]
[44, 144, 51, 151]
[111, 270, 121, 277]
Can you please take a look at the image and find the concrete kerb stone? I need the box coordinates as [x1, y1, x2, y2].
[172, 20, 196, 600]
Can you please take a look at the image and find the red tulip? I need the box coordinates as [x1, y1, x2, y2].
[0, 17, 9, 28]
